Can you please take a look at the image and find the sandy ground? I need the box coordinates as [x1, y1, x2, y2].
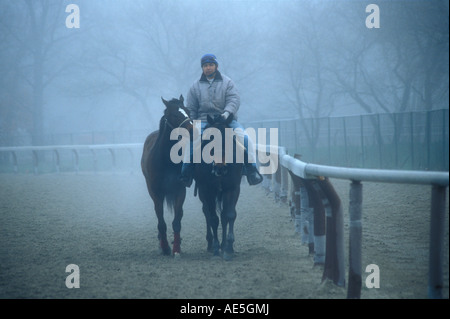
[0, 172, 448, 299]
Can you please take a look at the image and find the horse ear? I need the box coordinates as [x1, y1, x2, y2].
[179, 94, 184, 103]
[161, 97, 169, 108]
[207, 114, 214, 125]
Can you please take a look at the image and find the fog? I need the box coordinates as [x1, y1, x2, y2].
[0, 0, 448, 146]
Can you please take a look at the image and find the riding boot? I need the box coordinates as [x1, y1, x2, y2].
[180, 163, 194, 188]
[245, 163, 263, 186]
[241, 146, 262, 186]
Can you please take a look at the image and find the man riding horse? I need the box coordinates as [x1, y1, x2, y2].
[180, 53, 263, 187]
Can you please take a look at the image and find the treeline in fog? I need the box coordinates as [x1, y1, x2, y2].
[0, 0, 448, 146]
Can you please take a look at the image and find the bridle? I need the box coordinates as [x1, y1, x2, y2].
[203, 121, 230, 177]
[164, 114, 192, 130]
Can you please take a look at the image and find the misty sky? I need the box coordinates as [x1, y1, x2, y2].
[0, 0, 448, 140]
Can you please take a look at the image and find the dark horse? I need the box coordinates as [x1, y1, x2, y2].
[194, 114, 243, 260]
[141, 95, 193, 256]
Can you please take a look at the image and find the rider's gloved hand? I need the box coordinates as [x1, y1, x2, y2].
[221, 111, 230, 120]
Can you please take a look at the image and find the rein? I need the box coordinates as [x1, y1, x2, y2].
[164, 116, 192, 130]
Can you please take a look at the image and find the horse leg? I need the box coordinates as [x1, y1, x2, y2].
[222, 206, 236, 261]
[172, 189, 186, 256]
[210, 211, 220, 257]
[205, 219, 213, 253]
[200, 197, 214, 254]
[220, 210, 228, 251]
[154, 199, 171, 255]
[172, 210, 183, 256]
[201, 199, 213, 252]
[222, 190, 239, 261]
[202, 198, 220, 256]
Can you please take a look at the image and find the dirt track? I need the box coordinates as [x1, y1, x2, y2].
[0, 172, 448, 299]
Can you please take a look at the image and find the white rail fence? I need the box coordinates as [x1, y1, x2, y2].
[261, 145, 448, 299]
[1, 143, 448, 298]
[0, 144, 143, 174]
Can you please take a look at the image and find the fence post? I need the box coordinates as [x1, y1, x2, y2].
[347, 180, 363, 298]
[426, 111, 431, 169]
[108, 148, 116, 171]
[11, 151, 18, 173]
[288, 171, 302, 236]
[320, 178, 346, 287]
[442, 111, 446, 170]
[299, 183, 313, 249]
[72, 149, 79, 173]
[360, 115, 365, 168]
[327, 117, 331, 164]
[127, 148, 135, 174]
[91, 149, 97, 172]
[53, 149, 60, 173]
[309, 180, 326, 265]
[428, 185, 446, 299]
[394, 113, 399, 168]
[377, 114, 382, 168]
[32, 150, 39, 175]
[274, 158, 282, 202]
[280, 158, 289, 203]
[410, 112, 415, 169]
[343, 117, 348, 166]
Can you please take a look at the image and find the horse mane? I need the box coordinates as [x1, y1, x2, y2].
[158, 115, 167, 134]
[154, 111, 171, 148]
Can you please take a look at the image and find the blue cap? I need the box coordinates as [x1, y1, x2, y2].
[201, 54, 218, 67]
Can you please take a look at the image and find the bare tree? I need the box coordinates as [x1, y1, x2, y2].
[0, 0, 82, 145]
[71, 0, 269, 128]
[271, 1, 343, 158]
[330, 1, 448, 114]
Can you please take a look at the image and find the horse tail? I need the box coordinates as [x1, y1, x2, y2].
[164, 187, 181, 214]
[164, 194, 175, 214]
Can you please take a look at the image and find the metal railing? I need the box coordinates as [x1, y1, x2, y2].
[244, 109, 449, 171]
[0, 143, 143, 174]
[263, 145, 449, 298]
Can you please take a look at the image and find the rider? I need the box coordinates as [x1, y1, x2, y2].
[180, 53, 263, 188]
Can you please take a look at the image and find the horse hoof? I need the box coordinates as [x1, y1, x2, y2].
[173, 252, 181, 259]
[160, 247, 171, 256]
[313, 262, 324, 269]
[223, 252, 234, 261]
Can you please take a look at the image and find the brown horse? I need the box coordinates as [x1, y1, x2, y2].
[141, 95, 193, 256]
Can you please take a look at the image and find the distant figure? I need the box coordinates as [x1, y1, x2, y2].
[180, 53, 263, 188]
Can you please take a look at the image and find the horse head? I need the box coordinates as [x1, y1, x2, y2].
[204, 113, 235, 177]
[161, 95, 193, 132]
